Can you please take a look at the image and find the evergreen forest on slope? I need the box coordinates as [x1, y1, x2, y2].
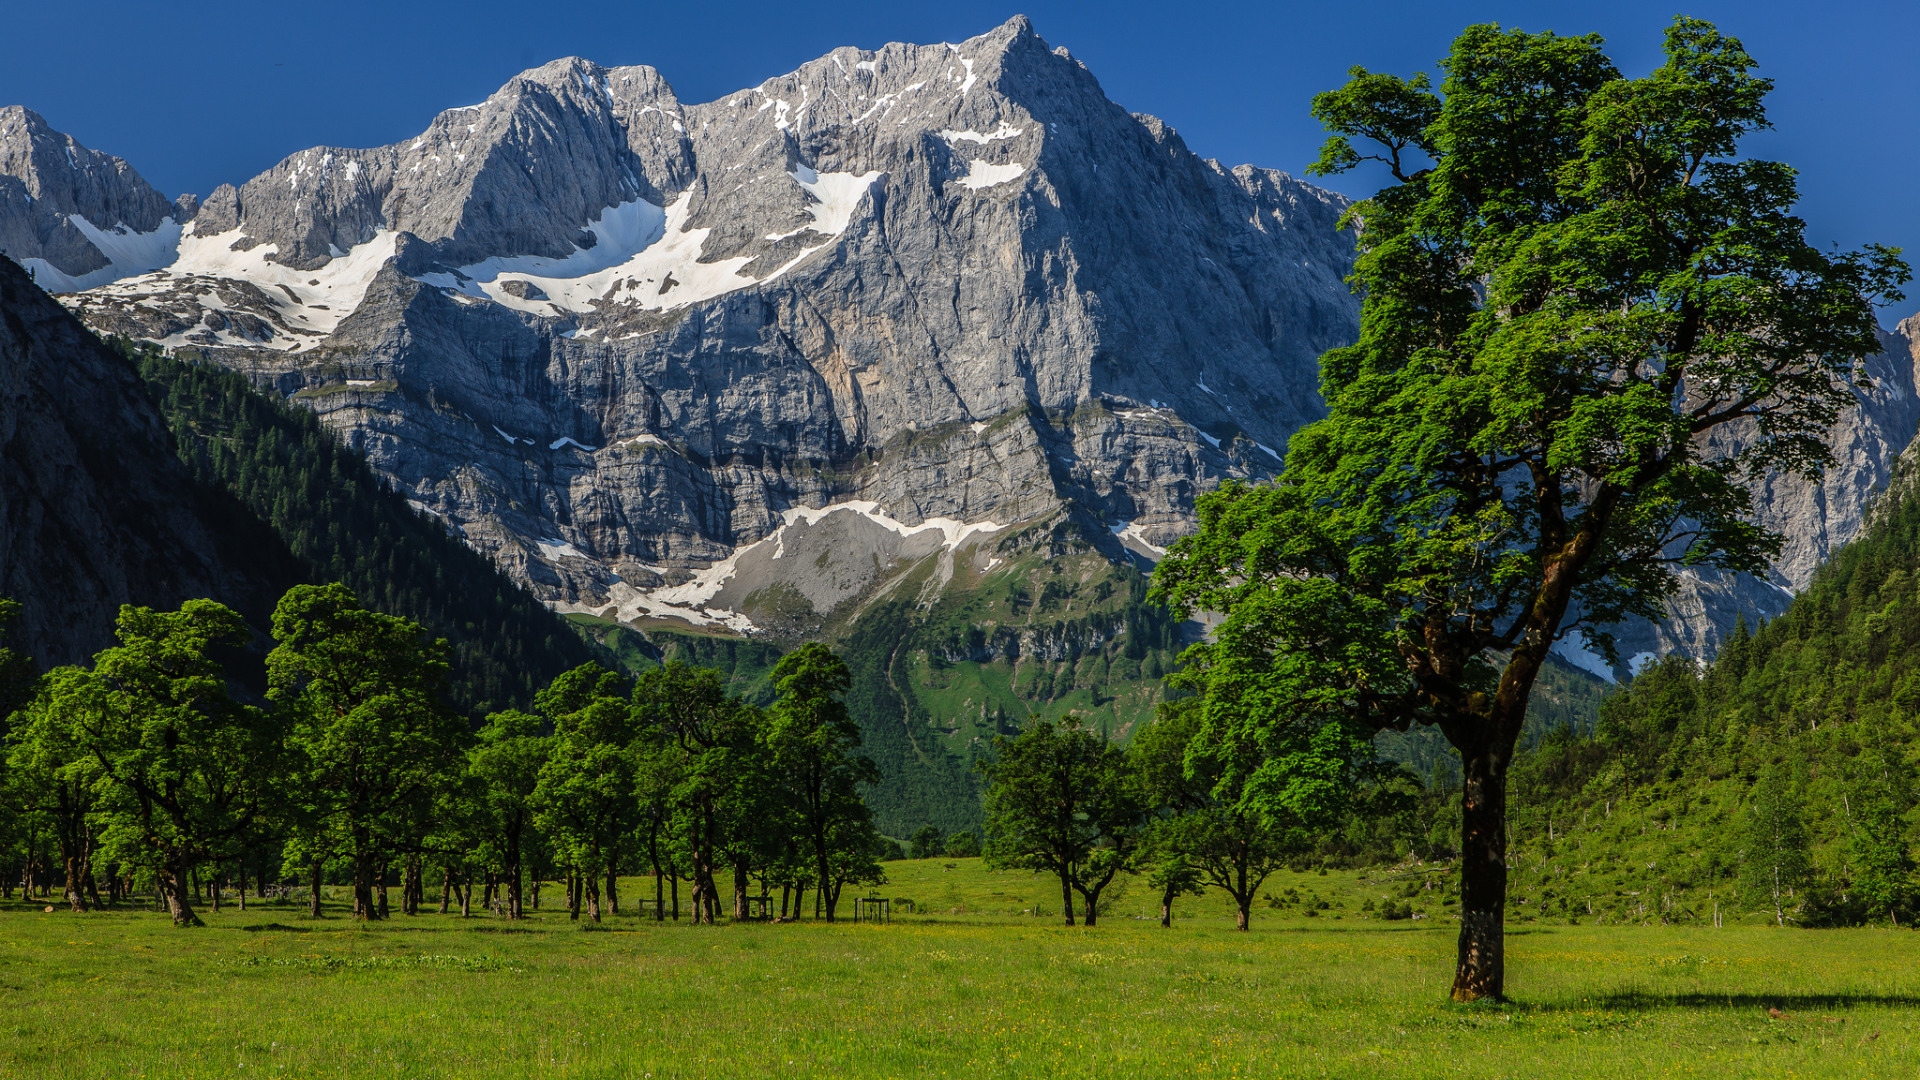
[128, 342, 603, 716]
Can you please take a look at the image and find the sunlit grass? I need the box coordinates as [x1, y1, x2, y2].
[0, 858, 1915, 1078]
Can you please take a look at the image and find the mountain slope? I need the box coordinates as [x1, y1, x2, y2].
[1473, 435, 1920, 927]
[0, 254, 292, 667]
[133, 343, 605, 714]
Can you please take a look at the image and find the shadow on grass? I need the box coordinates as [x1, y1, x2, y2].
[1585, 989, 1920, 1012]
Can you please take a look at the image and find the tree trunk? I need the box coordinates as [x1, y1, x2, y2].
[403, 856, 420, 916]
[606, 865, 619, 918]
[569, 870, 582, 921]
[210, 867, 221, 913]
[439, 866, 453, 915]
[507, 829, 524, 920]
[733, 860, 750, 922]
[1451, 745, 1509, 1002]
[162, 851, 202, 927]
[352, 851, 376, 920]
[236, 861, 248, 912]
[460, 871, 471, 918]
[1233, 862, 1251, 931]
[1060, 869, 1076, 927]
[1160, 890, 1173, 928]
[62, 842, 85, 913]
[817, 840, 836, 923]
[309, 859, 323, 919]
[671, 871, 680, 920]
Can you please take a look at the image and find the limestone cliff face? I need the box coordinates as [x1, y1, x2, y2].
[0, 257, 289, 667]
[12, 18, 1916, 664]
[45, 17, 1357, 632]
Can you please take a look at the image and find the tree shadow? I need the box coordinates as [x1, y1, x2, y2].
[1583, 989, 1920, 1012]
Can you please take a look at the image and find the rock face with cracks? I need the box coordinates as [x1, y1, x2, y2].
[8, 16, 1917, 678]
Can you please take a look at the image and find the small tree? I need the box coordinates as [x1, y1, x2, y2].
[765, 644, 878, 923]
[1144, 852, 1205, 928]
[532, 665, 636, 922]
[942, 830, 980, 858]
[7, 669, 103, 914]
[79, 601, 285, 926]
[1131, 699, 1327, 931]
[911, 825, 944, 860]
[1849, 786, 1915, 925]
[634, 661, 769, 924]
[980, 715, 1140, 926]
[1741, 765, 1810, 926]
[466, 709, 551, 918]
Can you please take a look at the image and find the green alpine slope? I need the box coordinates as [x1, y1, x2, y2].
[1386, 447, 1920, 928]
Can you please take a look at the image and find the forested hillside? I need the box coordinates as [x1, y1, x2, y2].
[129, 343, 603, 715]
[1373, 449, 1920, 928]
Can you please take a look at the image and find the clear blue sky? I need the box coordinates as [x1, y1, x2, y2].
[7, 1, 1915, 316]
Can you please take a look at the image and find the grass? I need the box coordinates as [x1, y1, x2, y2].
[3, 858, 1917, 1078]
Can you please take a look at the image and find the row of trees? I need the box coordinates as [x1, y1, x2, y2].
[2, 585, 885, 926]
[977, 701, 1403, 931]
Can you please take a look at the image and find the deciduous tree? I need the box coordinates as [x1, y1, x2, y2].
[269, 584, 465, 920]
[1157, 17, 1905, 999]
[764, 644, 879, 923]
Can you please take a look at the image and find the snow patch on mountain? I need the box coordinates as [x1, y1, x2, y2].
[21, 215, 184, 292]
[422, 168, 882, 315]
[956, 160, 1025, 190]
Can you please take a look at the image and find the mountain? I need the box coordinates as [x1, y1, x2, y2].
[1, 245, 601, 711]
[0, 106, 193, 292]
[0, 253, 291, 667]
[40, 18, 1355, 624]
[3, 18, 1916, 809]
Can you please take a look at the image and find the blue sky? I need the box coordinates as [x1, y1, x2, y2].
[7, 1, 1915, 315]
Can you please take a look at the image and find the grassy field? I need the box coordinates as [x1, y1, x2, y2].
[3, 858, 1917, 1079]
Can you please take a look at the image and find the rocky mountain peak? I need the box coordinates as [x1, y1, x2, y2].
[0, 106, 181, 289]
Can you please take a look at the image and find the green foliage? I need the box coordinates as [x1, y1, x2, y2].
[941, 830, 979, 858]
[52, 601, 285, 925]
[910, 825, 943, 859]
[980, 714, 1142, 925]
[131, 344, 600, 715]
[1740, 765, 1811, 925]
[766, 644, 883, 919]
[269, 584, 468, 917]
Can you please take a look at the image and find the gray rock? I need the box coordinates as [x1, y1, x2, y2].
[0, 107, 179, 287]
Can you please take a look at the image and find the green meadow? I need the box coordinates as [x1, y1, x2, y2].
[4, 858, 1917, 1079]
